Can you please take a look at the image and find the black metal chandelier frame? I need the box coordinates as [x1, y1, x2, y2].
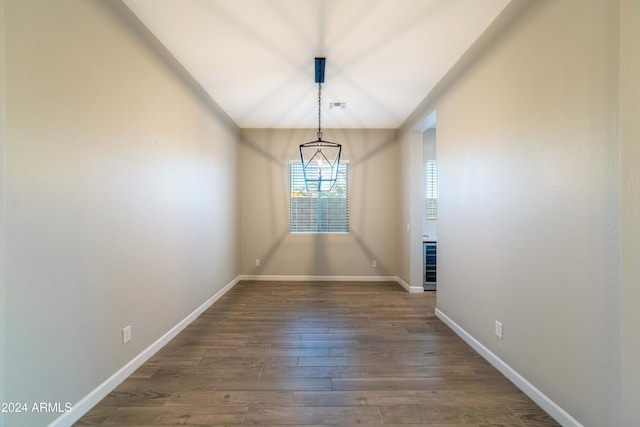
[299, 57, 342, 192]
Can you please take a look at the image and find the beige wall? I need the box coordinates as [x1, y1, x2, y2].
[620, 0, 640, 425]
[239, 128, 398, 278]
[398, 130, 424, 287]
[402, 0, 627, 425]
[1, 0, 7, 410]
[2, 1, 238, 426]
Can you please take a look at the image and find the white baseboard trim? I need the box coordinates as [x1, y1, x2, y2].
[394, 276, 424, 294]
[238, 274, 425, 293]
[434, 308, 583, 427]
[238, 274, 398, 282]
[49, 277, 241, 427]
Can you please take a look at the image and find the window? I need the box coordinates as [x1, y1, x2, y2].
[425, 161, 438, 219]
[290, 161, 349, 233]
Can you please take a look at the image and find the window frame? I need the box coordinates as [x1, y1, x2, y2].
[289, 160, 350, 234]
[425, 160, 438, 220]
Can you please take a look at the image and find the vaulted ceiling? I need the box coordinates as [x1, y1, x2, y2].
[124, 0, 510, 128]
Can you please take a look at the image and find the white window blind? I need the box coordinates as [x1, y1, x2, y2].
[290, 161, 349, 233]
[425, 161, 438, 219]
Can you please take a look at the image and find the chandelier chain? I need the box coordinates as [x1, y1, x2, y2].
[317, 82, 322, 140]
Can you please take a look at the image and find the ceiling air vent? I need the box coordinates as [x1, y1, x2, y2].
[329, 102, 346, 109]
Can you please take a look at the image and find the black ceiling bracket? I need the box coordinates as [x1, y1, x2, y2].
[314, 57, 326, 83]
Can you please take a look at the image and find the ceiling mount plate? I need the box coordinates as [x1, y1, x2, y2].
[315, 57, 325, 83]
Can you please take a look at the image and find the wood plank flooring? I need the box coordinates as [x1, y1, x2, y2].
[74, 281, 559, 426]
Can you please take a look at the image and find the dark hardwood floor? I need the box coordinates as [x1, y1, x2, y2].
[75, 280, 558, 426]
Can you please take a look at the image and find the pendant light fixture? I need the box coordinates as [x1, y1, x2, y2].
[299, 57, 342, 192]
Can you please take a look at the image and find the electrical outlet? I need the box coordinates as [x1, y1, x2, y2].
[495, 321, 503, 339]
[122, 325, 131, 344]
[372, 260, 378, 268]
[255, 259, 261, 267]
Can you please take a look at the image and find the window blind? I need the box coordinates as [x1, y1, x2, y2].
[425, 161, 438, 219]
[290, 162, 349, 233]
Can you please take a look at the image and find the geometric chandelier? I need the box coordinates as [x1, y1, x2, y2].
[299, 57, 342, 192]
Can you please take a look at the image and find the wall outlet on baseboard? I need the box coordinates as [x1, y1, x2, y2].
[372, 260, 378, 268]
[255, 259, 261, 267]
[122, 325, 131, 344]
[495, 321, 503, 339]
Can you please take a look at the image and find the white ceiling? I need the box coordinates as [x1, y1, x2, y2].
[123, 0, 510, 129]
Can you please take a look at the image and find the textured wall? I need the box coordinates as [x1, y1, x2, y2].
[620, 0, 640, 425]
[432, 1, 621, 425]
[0, 0, 7, 411]
[2, 1, 238, 425]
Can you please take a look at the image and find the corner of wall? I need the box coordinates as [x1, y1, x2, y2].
[104, 0, 239, 132]
[397, 129, 424, 288]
